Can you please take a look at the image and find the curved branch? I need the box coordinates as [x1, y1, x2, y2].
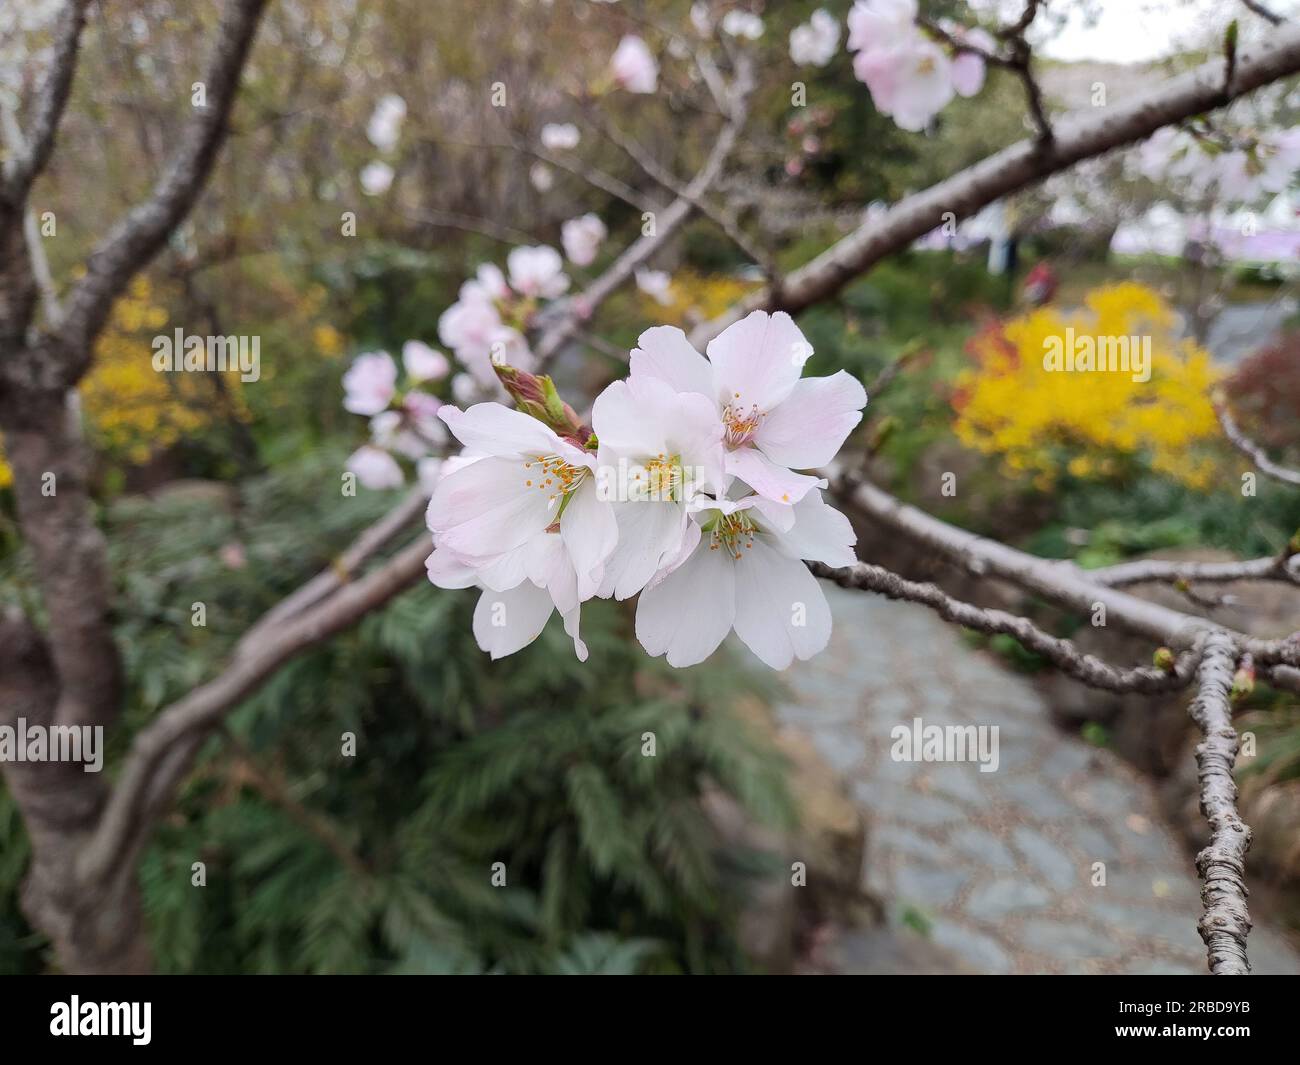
[238, 486, 430, 653]
[1215, 398, 1300, 486]
[81, 535, 430, 885]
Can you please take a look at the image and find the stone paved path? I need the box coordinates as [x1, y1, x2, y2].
[775, 584, 1300, 975]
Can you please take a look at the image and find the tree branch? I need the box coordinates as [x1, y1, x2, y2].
[688, 25, 1300, 346]
[1, 0, 92, 201]
[49, 0, 269, 387]
[237, 485, 429, 653]
[810, 559, 1203, 693]
[1188, 632, 1253, 974]
[533, 56, 755, 367]
[81, 535, 430, 886]
[1215, 397, 1300, 486]
[1089, 554, 1300, 588]
[840, 476, 1227, 649]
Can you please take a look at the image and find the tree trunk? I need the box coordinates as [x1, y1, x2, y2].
[0, 613, 151, 973]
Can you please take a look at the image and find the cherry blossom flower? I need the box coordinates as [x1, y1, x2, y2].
[948, 25, 994, 98]
[790, 10, 840, 68]
[627, 314, 867, 506]
[417, 456, 444, 496]
[689, 3, 713, 36]
[360, 160, 394, 196]
[540, 122, 580, 151]
[846, 0, 917, 52]
[635, 268, 673, 305]
[366, 93, 406, 152]
[451, 373, 479, 405]
[635, 489, 856, 669]
[342, 351, 397, 415]
[431, 403, 616, 603]
[561, 213, 607, 267]
[529, 162, 554, 192]
[402, 340, 450, 382]
[347, 445, 404, 490]
[853, 33, 953, 132]
[507, 245, 570, 299]
[437, 283, 531, 387]
[590, 375, 726, 600]
[721, 11, 763, 40]
[610, 36, 658, 94]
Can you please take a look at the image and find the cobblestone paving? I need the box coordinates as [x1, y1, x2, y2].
[776, 584, 1300, 975]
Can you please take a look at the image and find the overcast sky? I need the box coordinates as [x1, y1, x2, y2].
[969, 0, 1300, 64]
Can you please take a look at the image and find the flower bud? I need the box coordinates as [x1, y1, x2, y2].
[1153, 647, 1176, 673]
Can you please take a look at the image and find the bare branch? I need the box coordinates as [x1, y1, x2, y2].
[404, 207, 540, 248]
[0, 105, 64, 327]
[1188, 633, 1253, 974]
[1089, 554, 1300, 588]
[1215, 397, 1300, 486]
[688, 25, 1300, 346]
[840, 476, 1227, 649]
[52, 0, 269, 385]
[588, 110, 778, 284]
[238, 486, 429, 653]
[810, 559, 1203, 693]
[1241, 0, 1284, 26]
[81, 536, 430, 885]
[534, 56, 755, 367]
[2, 0, 92, 200]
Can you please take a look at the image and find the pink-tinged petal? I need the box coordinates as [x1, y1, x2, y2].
[725, 446, 826, 505]
[755, 371, 867, 470]
[560, 479, 618, 601]
[629, 326, 714, 399]
[425, 546, 478, 589]
[950, 51, 985, 97]
[706, 310, 810, 412]
[732, 539, 832, 669]
[635, 539, 736, 668]
[598, 498, 689, 600]
[768, 489, 858, 567]
[437, 402, 565, 460]
[428, 456, 553, 558]
[472, 583, 555, 660]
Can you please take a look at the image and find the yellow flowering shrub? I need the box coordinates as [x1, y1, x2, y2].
[952, 283, 1222, 490]
[78, 276, 246, 466]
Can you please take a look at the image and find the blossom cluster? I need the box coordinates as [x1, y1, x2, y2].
[1135, 125, 1300, 206]
[342, 342, 451, 491]
[847, 0, 991, 131]
[436, 246, 571, 387]
[424, 311, 868, 670]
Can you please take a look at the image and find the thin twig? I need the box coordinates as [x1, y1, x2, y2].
[810, 559, 1203, 693]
